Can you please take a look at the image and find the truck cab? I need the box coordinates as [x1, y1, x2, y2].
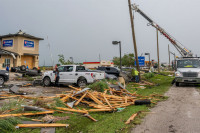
[175, 58, 200, 86]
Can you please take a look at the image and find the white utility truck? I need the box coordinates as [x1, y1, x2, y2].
[42, 65, 105, 87]
[175, 58, 200, 86]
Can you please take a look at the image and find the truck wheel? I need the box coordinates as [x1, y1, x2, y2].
[20, 65, 26, 71]
[0, 76, 5, 85]
[43, 77, 51, 86]
[77, 79, 87, 87]
[176, 82, 179, 87]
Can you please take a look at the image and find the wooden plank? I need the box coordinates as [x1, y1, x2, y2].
[88, 109, 113, 112]
[68, 85, 81, 91]
[56, 107, 88, 114]
[103, 94, 113, 109]
[87, 93, 104, 105]
[0, 111, 54, 118]
[61, 95, 70, 102]
[74, 92, 87, 106]
[70, 96, 91, 105]
[84, 114, 98, 122]
[16, 123, 69, 128]
[125, 96, 128, 104]
[125, 113, 138, 124]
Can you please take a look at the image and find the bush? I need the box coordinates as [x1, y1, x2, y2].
[87, 81, 109, 92]
[144, 72, 155, 79]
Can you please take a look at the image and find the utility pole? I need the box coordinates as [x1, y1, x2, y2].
[99, 54, 101, 62]
[156, 29, 160, 73]
[128, 0, 140, 79]
[168, 44, 171, 69]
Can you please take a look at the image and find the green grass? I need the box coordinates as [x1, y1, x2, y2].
[0, 117, 21, 133]
[14, 74, 174, 133]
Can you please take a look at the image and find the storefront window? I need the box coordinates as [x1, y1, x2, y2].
[3, 59, 10, 68]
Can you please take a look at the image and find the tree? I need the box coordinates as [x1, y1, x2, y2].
[58, 54, 72, 65]
[113, 53, 135, 67]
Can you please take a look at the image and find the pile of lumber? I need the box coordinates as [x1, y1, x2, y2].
[53, 85, 149, 114]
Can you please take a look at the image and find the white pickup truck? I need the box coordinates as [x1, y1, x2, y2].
[42, 65, 105, 87]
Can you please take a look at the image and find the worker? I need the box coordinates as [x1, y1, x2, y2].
[54, 68, 60, 87]
[26, 65, 29, 69]
[135, 70, 139, 83]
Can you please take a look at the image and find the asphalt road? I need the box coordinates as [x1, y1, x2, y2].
[132, 85, 200, 133]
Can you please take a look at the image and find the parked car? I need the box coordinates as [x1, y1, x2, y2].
[42, 65, 105, 87]
[0, 70, 9, 85]
[97, 67, 120, 77]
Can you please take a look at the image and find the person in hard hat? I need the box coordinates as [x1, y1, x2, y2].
[134, 70, 140, 83]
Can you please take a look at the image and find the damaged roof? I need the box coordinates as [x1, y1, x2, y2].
[0, 30, 44, 40]
[0, 48, 19, 55]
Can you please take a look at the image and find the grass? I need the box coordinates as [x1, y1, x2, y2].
[0, 117, 21, 133]
[13, 74, 174, 133]
[0, 99, 24, 114]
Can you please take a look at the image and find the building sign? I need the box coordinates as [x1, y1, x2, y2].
[135, 56, 145, 66]
[3, 40, 13, 47]
[24, 40, 34, 48]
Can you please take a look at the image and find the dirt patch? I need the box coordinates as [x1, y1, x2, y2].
[132, 85, 200, 133]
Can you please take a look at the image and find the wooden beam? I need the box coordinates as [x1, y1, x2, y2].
[103, 94, 113, 109]
[0, 111, 54, 118]
[16, 123, 69, 128]
[68, 85, 81, 91]
[88, 109, 114, 112]
[87, 93, 104, 105]
[125, 113, 138, 124]
[74, 92, 87, 106]
[56, 107, 88, 114]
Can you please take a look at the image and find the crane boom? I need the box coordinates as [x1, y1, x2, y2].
[132, 4, 193, 57]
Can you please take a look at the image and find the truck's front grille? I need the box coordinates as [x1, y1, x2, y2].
[182, 72, 198, 77]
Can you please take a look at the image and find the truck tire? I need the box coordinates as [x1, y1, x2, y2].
[20, 65, 26, 71]
[0, 76, 5, 85]
[176, 82, 179, 87]
[43, 77, 51, 86]
[77, 78, 87, 87]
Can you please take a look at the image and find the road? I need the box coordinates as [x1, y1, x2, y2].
[132, 85, 200, 133]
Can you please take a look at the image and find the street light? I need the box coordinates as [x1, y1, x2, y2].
[145, 53, 151, 69]
[112, 41, 122, 71]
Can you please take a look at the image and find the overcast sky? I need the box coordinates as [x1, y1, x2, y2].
[1, 0, 200, 66]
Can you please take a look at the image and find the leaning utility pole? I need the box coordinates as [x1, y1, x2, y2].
[128, 0, 140, 79]
[168, 44, 171, 69]
[156, 29, 160, 73]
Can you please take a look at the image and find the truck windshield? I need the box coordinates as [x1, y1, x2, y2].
[177, 60, 200, 68]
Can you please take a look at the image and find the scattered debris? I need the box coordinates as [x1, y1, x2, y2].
[22, 105, 48, 111]
[9, 85, 27, 95]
